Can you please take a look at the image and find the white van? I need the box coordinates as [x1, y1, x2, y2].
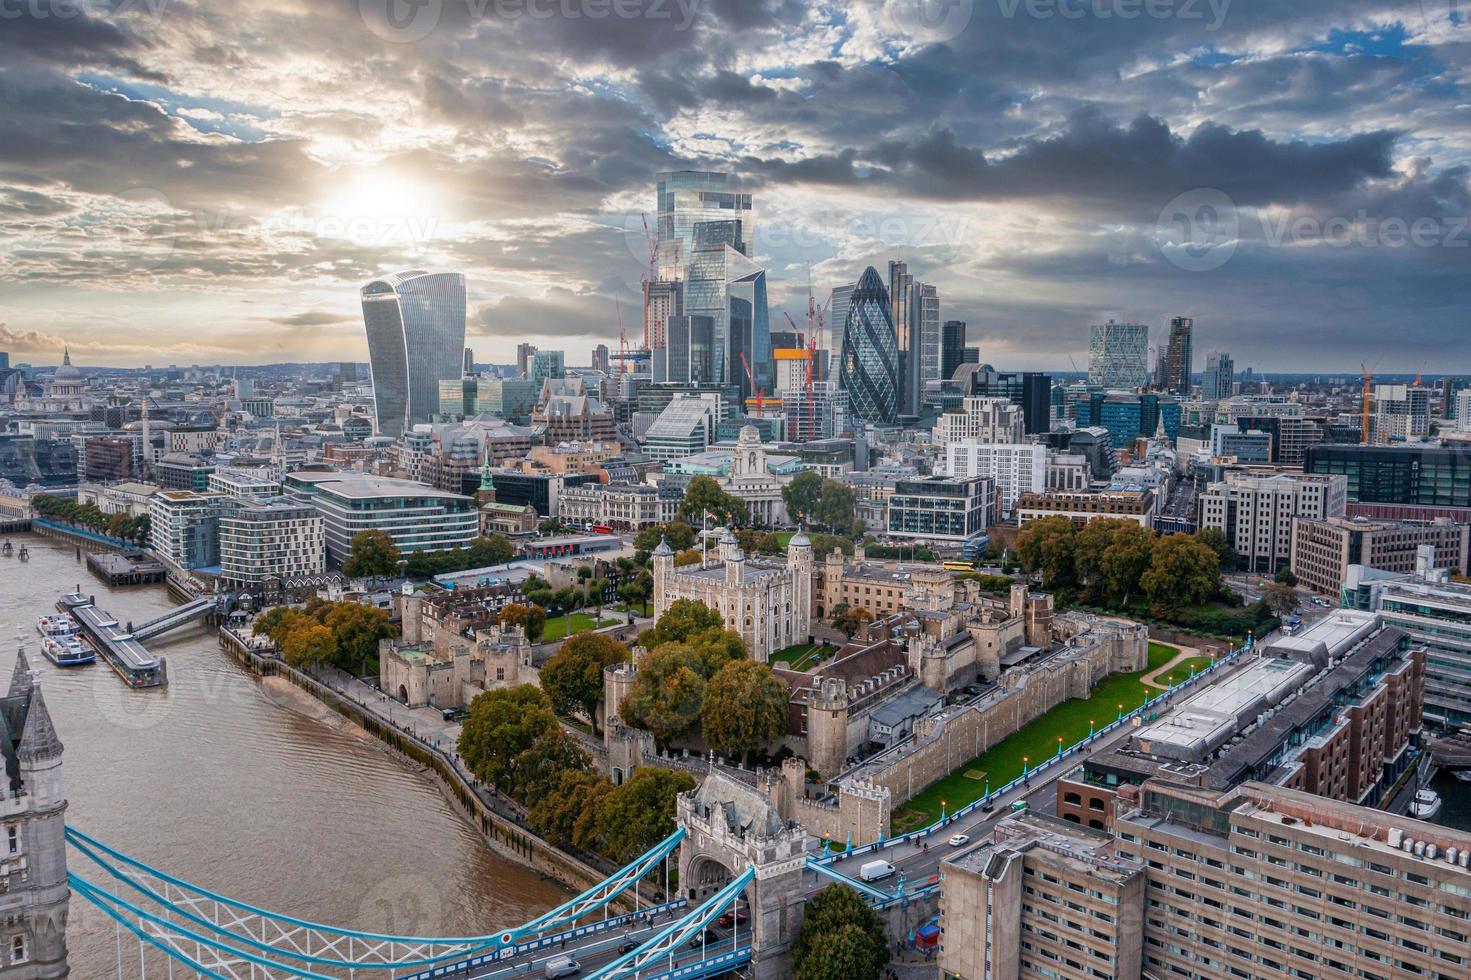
[544, 955, 581, 978]
[859, 859, 895, 882]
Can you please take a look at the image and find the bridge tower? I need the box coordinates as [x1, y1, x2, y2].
[677, 768, 811, 980]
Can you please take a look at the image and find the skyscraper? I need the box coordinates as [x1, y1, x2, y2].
[644, 279, 682, 351]
[360, 271, 466, 438]
[1088, 320, 1149, 389]
[1161, 316, 1193, 393]
[463, 347, 475, 376]
[888, 261, 941, 416]
[592, 344, 610, 375]
[531, 350, 565, 394]
[941, 320, 967, 381]
[1203, 350, 1234, 400]
[684, 218, 768, 395]
[828, 283, 853, 370]
[516, 343, 537, 379]
[654, 170, 754, 281]
[839, 267, 900, 425]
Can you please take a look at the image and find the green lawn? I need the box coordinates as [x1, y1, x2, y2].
[770, 642, 824, 671]
[773, 531, 796, 548]
[896, 642, 1191, 829]
[541, 612, 619, 641]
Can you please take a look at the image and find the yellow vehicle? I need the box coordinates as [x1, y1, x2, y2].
[942, 561, 973, 572]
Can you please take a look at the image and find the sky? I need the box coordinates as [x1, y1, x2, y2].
[0, 0, 1467, 373]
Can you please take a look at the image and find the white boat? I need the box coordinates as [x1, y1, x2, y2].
[1453, 771, 1471, 784]
[1411, 789, 1442, 820]
[41, 633, 94, 667]
[36, 615, 77, 638]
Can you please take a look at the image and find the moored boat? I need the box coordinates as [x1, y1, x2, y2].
[41, 633, 95, 667]
[1411, 788, 1442, 820]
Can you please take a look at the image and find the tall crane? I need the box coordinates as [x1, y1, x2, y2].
[1360, 359, 1380, 445]
[640, 213, 658, 350]
[737, 351, 777, 416]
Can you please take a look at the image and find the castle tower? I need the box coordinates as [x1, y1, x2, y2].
[725, 541, 746, 586]
[717, 526, 739, 563]
[787, 532, 813, 643]
[651, 536, 674, 612]
[2, 649, 70, 979]
[806, 677, 850, 780]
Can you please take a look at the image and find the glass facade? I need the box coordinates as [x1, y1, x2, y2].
[1306, 444, 1471, 510]
[361, 271, 466, 438]
[838, 266, 900, 425]
[655, 170, 754, 280]
[1088, 320, 1149, 389]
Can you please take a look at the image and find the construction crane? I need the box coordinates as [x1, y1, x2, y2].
[1360, 358, 1380, 445]
[738, 351, 778, 415]
[640, 213, 659, 351]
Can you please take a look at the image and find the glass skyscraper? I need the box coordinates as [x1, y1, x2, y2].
[361, 270, 466, 438]
[1161, 316, 1194, 393]
[655, 171, 754, 281]
[839, 266, 900, 425]
[1088, 320, 1150, 389]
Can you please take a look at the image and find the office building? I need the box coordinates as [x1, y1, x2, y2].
[515, 343, 537, 379]
[1372, 383, 1433, 443]
[886, 475, 993, 544]
[946, 442, 1047, 518]
[934, 396, 1026, 446]
[1202, 350, 1233, 400]
[1210, 424, 1273, 463]
[462, 347, 474, 376]
[681, 221, 769, 396]
[642, 395, 721, 461]
[889, 261, 940, 416]
[149, 490, 223, 570]
[827, 282, 853, 370]
[941, 320, 967, 381]
[82, 436, 137, 482]
[1088, 321, 1149, 389]
[1075, 391, 1181, 448]
[591, 344, 610, 375]
[653, 314, 716, 385]
[939, 811, 1144, 980]
[533, 378, 617, 443]
[558, 482, 680, 532]
[654, 170, 754, 281]
[152, 453, 215, 493]
[838, 267, 901, 425]
[955, 367, 1053, 435]
[780, 381, 849, 443]
[1456, 389, 1471, 432]
[1290, 516, 1469, 597]
[284, 472, 478, 565]
[207, 467, 281, 498]
[1306, 443, 1471, 522]
[1016, 488, 1156, 528]
[1158, 315, 1193, 393]
[360, 271, 466, 438]
[530, 350, 565, 393]
[644, 279, 682, 351]
[217, 496, 325, 587]
[772, 348, 810, 393]
[1199, 472, 1348, 573]
[480, 468, 597, 519]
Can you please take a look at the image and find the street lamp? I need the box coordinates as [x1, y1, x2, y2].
[1022, 755, 1029, 779]
[1089, 719, 1095, 739]
[1117, 703, 1123, 721]
[940, 799, 947, 822]
[1056, 736, 1063, 759]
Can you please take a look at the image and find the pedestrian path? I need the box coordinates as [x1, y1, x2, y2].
[1140, 644, 1204, 689]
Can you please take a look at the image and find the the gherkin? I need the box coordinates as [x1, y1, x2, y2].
[838, 266, 900, 424]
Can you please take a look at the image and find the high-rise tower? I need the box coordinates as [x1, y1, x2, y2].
[1088, 320, 1150, 389]
[839, 267, 900, 425]
[1161, 316, 1194, 393]
[360, 271, 466, 438]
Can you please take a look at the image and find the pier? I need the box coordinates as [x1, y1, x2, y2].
[86, 550, 167, 587]
[68, 603, 168, 688]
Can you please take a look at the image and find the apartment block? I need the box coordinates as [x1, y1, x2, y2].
[148, 489, 224, 570]
[1115, 779, 1471, 980]
[939, 810, 1144, 980]
[1199, 472, 1348, 574]
[934, 397, 1027, 446]
[1290, 516, 1469, 596]
[283, 472, 478, 565]
[217, 496, 325, 587]
[946, 443, 1047, 518]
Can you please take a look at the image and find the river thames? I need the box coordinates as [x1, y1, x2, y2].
[2, 533, 567, 977]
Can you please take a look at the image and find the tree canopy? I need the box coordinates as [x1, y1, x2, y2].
[701, 660, 790, 763]
[791, 885, 890, 980]
[341, 529, 400, 578]
[540, 632, 629, 731]
[678, 476, 748, 528]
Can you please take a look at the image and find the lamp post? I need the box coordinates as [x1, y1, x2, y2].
[1022, 755, 1029, 780]
[1117, 703, 1123, 721]
[1089, 719, 1095, 739]
[940, 799, 947, 823]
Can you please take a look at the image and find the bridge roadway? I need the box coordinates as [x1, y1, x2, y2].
[809, 632, 1282, 905]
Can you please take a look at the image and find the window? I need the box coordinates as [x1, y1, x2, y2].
[9, 936, 24, 964]
[4, 828, 14, 856]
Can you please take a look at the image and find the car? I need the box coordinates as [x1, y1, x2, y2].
[544, 955, 581, 978]
[688, 929, 721, 948]
[948, 834, 971, 847]
[717, 910, 748, 927]
[961, 685, 982, 697]
[617, 939, 638, 954]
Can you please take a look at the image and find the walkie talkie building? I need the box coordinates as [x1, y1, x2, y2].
[361, 271, 466, 438]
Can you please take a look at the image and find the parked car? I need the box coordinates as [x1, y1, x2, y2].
[948, 834, 971, 847]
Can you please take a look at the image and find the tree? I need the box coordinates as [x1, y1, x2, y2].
[252, 606, 294, 643]
[832, 605, 874, 639]
[702, 660, 789, 764]
[673, 548, 703, 567]
[791, 885, 889, 980]
[620, 644, 707, 745]
[1142, 534, 1221, 613]
[1074, 518, 1135, 601]
[1016, 516, 1078, 591]
[782, 471, 824, 526]
[618, 579, 649, 617]
[687, 628, 746, 677]
[640, 598, 725, 648]
[1099, 522, 1155, 608]
[323, 602, 397, 675]
[540, 633, 629, 731]
[468, 534, 516, 566]
[679, 475, 748, 528]
[498, 603, 547, 643]
[634, 521, 696, 563]
[281, 622, 337, 669]
[528, 770, 609, 847]
[1275, 566, 1299, 587]
[591, 767, 696, 863]
[457, 685, 561, 792]
[1261, 582, 1299, 618]
[1194, 527, 1238, 572]
[813, 480, 862, 537]
[513, 728, 591, 805]
[341, 529, 400, 578]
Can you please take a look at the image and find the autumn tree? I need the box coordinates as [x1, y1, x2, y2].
[497, 602, 547, 643]
[1016, 515, 1079, 591]
[634, 521, 696, 562]
[678, 475, 748, 528]
[281, 622, 337, 669]
[1194, 527, 1238, 572]
[341, 529, 400, 578]
[1142, 534, 1221, 613]
[590, 767, 696, 863]
[832, 605, 874, 639]
[702, 660, 790, 764]
[468, 534, 516, 566]
[813, 480, 862, 537]
[540, 632, 629, 732]
[1099, 522, 1156, 608]
[639, 598, 724, 648]
[620, 644, 708, 745]
[458, 685, 565, 794]
[323, 602, 397, 675]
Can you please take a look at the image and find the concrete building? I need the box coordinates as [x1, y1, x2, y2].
[933, 396, 1026, 446]
[1372, 382, 1433, 443]
[1199, 472, 1348, 573]
[1160, 315, 1193, 394]
[1116, 779, 1471, 980]
[0, 651, 71, 978]
[284, 472, 478, 565]
[1201, 350, 1233, 400]
[1015, 488, 1156, 528]
[939, 811, 1144, 980]
[945, 442, 1047, 518]
[558, 482, 679, 531]
[1290, 516, 1469, 596]
[148, 490, 223, 570]
[207, 467, 281, 498]
[217, 496, 325, 588]
[652, 528, 812, 662]
[1456, 388, 1471, 432]
[642, 394, 720, 461]
[76, 481, 157, 517]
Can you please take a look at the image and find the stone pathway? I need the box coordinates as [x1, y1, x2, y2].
[1140, 643, 1204, 689]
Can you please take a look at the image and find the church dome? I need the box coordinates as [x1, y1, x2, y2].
[53, 347, 81, 381]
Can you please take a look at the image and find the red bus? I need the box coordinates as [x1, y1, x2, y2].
[590, 524, 614, 535]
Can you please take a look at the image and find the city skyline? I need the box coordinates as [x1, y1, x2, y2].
[0, 3, 1467, 371]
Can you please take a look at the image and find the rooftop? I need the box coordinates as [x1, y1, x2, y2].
[287, 471, 471, 501]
